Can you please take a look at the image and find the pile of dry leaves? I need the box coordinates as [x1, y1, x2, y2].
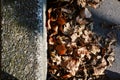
[46, 0, 116, 80]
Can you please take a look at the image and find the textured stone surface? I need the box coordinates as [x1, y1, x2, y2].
[1, 0, 47, 80]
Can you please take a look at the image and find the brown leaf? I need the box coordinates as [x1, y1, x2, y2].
[57, 17, 66, 25]
[50, 65, 58, 69]
[56, 44, 67, 55]
[62, 73, 72, 79]
[62, 58, 80, 76]
[77, 47, 90, 57]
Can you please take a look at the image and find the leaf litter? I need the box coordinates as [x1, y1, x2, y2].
[46, 0, 116, 80]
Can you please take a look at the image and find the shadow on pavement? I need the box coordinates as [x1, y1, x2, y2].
[1, 71, 19, 80]
[105, 70, 120, 80]
[92, 14, 120, 45]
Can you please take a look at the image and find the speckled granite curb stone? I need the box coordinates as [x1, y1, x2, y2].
[1, 0, 47, 80]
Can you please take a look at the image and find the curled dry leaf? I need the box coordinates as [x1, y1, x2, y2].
[62, 58, 80, 76]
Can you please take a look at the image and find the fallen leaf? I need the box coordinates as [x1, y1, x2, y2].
[91, 45, 100, 54]
[62, 58, 80, 76]
[77, 47, 90, 58]
[62, 73, 72, 79]
[56, 44, 67, 55]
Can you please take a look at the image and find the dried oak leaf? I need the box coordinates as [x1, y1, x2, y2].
[56, 16, 66, 32]
[57, 17, 66, 26]
[62, 58, 80, 76]
[56, 44, 67, 55]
